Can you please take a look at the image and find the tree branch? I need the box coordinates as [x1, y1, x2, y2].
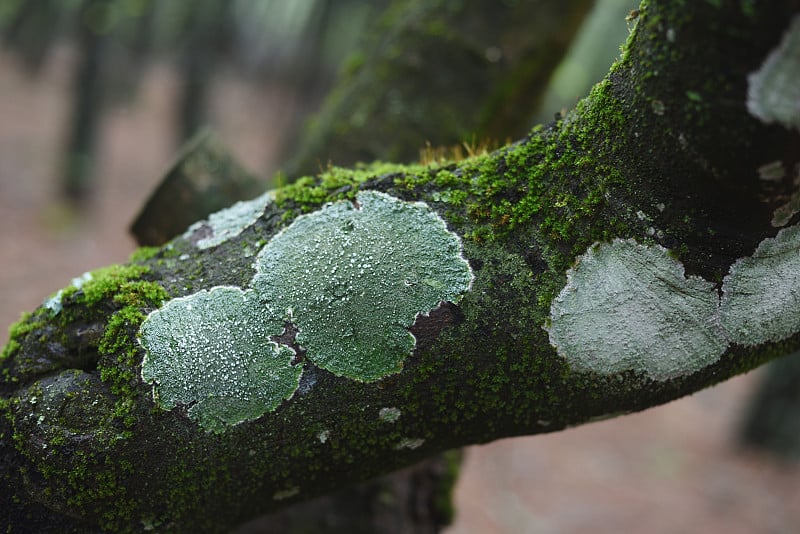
[3, 0, 800, 531]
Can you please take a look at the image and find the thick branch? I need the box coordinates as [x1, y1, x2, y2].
[3, 1, 800, 531]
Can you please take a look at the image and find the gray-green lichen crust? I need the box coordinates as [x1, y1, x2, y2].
[253, 190, 473, 381]
[182, 191, 274, 249]
[139, 190, 472, 431]
[546, 239, 725, 381]
[139, 286, 300, 433]
[720, 224, 800, 346]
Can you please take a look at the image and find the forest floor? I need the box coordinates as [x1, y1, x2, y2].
[1, 48, 799, 534]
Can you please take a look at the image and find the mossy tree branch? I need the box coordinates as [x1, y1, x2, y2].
[3, 0, 800, 531]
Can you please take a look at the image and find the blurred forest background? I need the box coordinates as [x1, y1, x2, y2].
[0, 1, 798, 532]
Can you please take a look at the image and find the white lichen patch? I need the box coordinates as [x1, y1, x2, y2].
[394, 437, 425, 450]
[720, 224, 800, 346]
[770, 164, 800, 227]
[317, 429, 330, 443]
[183, 191, 274, 249]
[546, 240, 726, 381]
[252, 190, 473, 382]
[747, 15, 800, 131]
[378, 407, 402, 423]
[139, 286, 301, 433]
[43, 272, 94, 316]
[772, 194, 800, 227]
[43, 291, 64, 316]
[758, 160, 786, 182]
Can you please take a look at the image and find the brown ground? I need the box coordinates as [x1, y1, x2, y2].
[1, 47, 799, 534]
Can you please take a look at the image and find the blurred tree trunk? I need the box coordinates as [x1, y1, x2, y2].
[282, 0, 593, 178]
[177, 1, 234, 141]
[62, 0, 108, 202]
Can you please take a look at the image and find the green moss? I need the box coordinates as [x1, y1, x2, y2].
[128, 246, 160, 263]
[275, 161, 425, 217]
[77, 264, 150, 306]
[1, 311, 36, 363]
[96, 279, 167, 424]
[3, 264, 166, 525]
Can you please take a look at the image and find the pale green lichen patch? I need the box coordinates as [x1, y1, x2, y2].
[139, 286, 300, 433]
[378, 407, 401, 423]
[747, 15, 800, 131]
[770, 165, 800, 227]
[182, 191, 274, 249]
[43, 272, 93, 316]
[546, 239, 726, 381]
[720, 224, 800, 346]
[138, 190, 471, 430]
[252, 190, 473, 382]
[394, 437, 425, 450]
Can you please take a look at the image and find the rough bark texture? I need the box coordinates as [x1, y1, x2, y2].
[3, 1, 800, 532]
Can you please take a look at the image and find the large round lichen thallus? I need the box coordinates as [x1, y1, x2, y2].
[252, 190, 473, 381]
[139, 287, 300, 434]
[139, 190, 473, 432]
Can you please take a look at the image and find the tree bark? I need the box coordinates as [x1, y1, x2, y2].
[3, 1, 800, 531]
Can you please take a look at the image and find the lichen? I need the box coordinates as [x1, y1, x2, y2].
[43, 272, 93, 316]
[549, 223, 800, 379]
[393, 437, 425, 450]
[546, 239, 726, 381]
[720, 224, 800, 346]
[182, 191, 275, 249]
[378, 407, 401, 423]
[253, 190, 473, 381]
[139, 286, 300, 433]
[747, 15, 800, 131]
[138, 191, 472, 431]
[769, 163, 800, 227]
